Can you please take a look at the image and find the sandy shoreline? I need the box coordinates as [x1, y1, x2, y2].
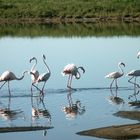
[77, 111, 140, 139]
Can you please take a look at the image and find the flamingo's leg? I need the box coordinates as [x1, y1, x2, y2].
[67, 75, 77, 91]
[115, 79, 118, 89]
[0, 81, 7, 90]
[110, 79, 115, 89]
[67, 75, 71, 89]
[30, 84, 34, 96]
[67, 75, 74, 90]
[134, 77, 136, 89]
[8, 81, 11, 96]
[69, 75, 73, 89]
[32, 83, 44, 95]
[41, 81, 46, 95]
[135, 77, 140, 88]
[128, 76, 140, 88]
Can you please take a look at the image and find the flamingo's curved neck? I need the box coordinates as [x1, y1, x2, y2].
[31, 58, 37, 71]
[75, 71, 81, 79]
[118, 64, 124, 76]
[43, 58, 51, 74]
[75, 66, 85, 79]
[16, 71, 27, 80]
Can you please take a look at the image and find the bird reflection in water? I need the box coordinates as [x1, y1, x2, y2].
[0, 96, 24, 124]
[31, 96, 51, 126]
[62, 90, 85, 120]
[128, 88, 140, 107]
[107, 88, 125, 107]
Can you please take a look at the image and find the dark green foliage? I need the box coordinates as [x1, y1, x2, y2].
[0, 0, 139, 19]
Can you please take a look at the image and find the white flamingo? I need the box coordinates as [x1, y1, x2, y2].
[105, 62, 125, 89]
[126, 51, 140, 88]
[29, 57, 39, 92]
[30, 54, 51, 95]
[62, 64, 85, 90]
[0, 70, 27, 95]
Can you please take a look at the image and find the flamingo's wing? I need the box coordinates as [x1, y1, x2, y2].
[127, 70, 140, 76]
[0, 71, 16, 81]
[105, 71, 122, 79]
[38, 73, 51, 82]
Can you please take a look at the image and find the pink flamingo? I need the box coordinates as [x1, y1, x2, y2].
[62, 64, 85, 90]
[0, 70, 27, 95]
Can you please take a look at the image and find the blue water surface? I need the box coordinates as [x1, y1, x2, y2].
[0, 36, 140, 140]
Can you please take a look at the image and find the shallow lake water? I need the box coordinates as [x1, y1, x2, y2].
[0, 32, 140, 139]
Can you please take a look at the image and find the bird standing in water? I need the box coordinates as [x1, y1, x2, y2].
[0, 70, 28, 95]
[105, 62, 125, 89]
[30, 54, 51, 95]
[29, 57, 39, 92]
[62, 64, 85, 90]
[126, 51, 140, 88]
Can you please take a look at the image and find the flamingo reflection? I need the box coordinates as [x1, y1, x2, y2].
[107, 88, 125, 106]
[62, 91, 85, 120]
[0, 96, 24, 123]
[31, 96, 51, 126]
[128, 88, 140, 107]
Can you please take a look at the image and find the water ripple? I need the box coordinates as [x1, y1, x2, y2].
[0, 86, 134, 97]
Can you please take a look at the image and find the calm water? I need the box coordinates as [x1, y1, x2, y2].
[0, 26, 140, 139]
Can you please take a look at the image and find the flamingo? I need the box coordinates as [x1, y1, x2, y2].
[62, 64, 85, 90]
[29, 57, 39, 92]
[105, 62, 125, 89]
[126, 51, 140, 88]
[30, 54, 51, 95]
[0, 70, 28, 95]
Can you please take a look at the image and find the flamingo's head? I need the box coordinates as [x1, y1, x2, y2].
[118, 62, 125, 67]
[42, 54, 46, 60]
[30, 57, 36, 63]
[78, 66, 85, 73]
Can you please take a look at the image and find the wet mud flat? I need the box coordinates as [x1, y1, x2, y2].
[77, 123, 140, 139]
[0, 126, 53, 133]
[77, 111, 140, 139]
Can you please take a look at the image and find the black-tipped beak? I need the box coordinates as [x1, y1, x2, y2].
[43, 54, 46, 60]
[122, 63, 125, 67]
[80, 67, 85, 73]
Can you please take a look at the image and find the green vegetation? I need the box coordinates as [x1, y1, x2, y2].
[0, 22, 139, 37]
[0, 0, 140, 22]
[0, 0, 139, 37]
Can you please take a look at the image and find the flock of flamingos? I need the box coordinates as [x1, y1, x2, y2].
[0, 52, 140, 96]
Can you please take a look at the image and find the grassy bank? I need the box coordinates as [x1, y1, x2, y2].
[0, 0, 140, 23]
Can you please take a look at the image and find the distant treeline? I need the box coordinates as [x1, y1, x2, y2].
[0, 22, 139, 37]
[0, 0, 140, 23]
